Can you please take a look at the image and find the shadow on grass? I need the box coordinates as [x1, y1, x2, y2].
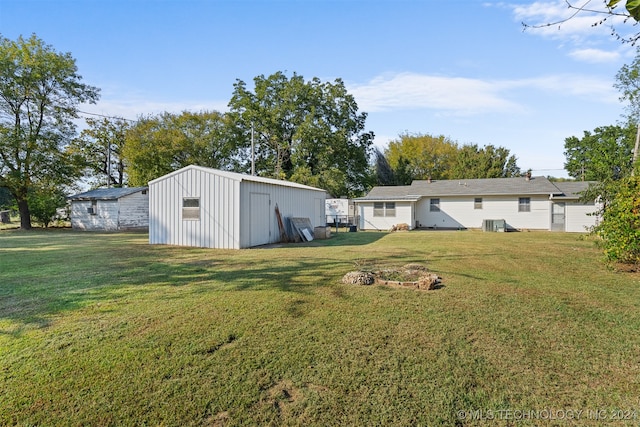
[0, 230, 364, 334]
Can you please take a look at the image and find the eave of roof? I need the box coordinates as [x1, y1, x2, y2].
[148, 165, 326, 193]
[68, 186, 148, 201]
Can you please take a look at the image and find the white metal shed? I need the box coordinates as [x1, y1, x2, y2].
[148, 165, 327, 249]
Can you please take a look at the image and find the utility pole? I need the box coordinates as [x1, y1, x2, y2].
[633, 123, 640, 177]
[251, 122, 255, 176]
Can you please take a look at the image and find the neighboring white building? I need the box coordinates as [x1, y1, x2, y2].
[355, 176, 599, 232]
[68, 187, 149, 231]
[325, 198, 356, 225]
[148, 165, 327, 249]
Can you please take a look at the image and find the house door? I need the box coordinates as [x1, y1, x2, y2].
[250, 192, 271, 246]
[551, 202, 565, 232]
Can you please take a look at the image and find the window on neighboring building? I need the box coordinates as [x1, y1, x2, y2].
[430, 198, 440, 212]
[385, 202, 396, 217]
[183, 197, 200, 220]
[373, 202, 384, 217]
[88, 200, 97, 215]
[373, 202, 396, 217]
[518, 197, 531, 212]
[474, 197, 482, 209]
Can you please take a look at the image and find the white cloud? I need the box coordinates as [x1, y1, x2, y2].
[348, 71, 618, 116]
[349, 72, 521, 115]
[568, 47, 621, 63]
[509, 0, 631, 41]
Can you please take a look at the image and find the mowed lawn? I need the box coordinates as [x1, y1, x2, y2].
[1, 229, 640, 426]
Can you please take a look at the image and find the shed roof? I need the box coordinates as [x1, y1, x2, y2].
[68, 187, 148, 201]
[355, 176, 593, 202]
[148, 165, 327, 193]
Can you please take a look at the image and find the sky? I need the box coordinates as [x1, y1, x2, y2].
[1, 0, 636, 178]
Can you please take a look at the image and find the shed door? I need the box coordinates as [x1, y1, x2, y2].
[250, 192, 271, 246]
[551, 202, 565, 232]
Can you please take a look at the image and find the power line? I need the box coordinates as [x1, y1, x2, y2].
[77, 110, 137, 123]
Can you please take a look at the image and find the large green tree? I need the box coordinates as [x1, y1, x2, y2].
[449, 144, 520, 179]
[385, 133, 458, 181]
[69, 117, 130, 188]
[123, 110, 237, 186]
[227, 71, 374, 197]
[564, 123, 636, 182]
[0, 34, 99, 229]
[385, 133, 520, 181]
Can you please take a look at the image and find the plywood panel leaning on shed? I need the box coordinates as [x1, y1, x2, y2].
[148, 165, 327, 249]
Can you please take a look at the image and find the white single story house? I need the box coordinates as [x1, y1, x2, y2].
[68, 187, 149, 231]
[148, 165, 327, 249]
[355, 176, 599, 233]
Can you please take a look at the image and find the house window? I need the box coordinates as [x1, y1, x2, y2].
[373, 202, 384, 217]
[373, 202, 395, 217]
[518, 197, 531, 212]
[474, 198, 482, 209]
[430, 198, 440, 212]
[183, 197, 200, 220]
[385, 202, 396, 217]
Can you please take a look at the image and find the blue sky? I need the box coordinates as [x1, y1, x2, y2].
[1, 0, 636, 177]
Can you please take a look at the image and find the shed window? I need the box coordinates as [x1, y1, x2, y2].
[373, 202, 395, 217]
[430, 198, 440, 212]
[87, 200, 97, 215]
[183, 197, 200, 220]
[518, 197, 531, 212]
[474, 198, 482, 209]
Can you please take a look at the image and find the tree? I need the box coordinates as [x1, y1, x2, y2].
[69, 117, 129, 188]
[227, 71, 374, 197]
[27, 184, 66, 228]
[384, 133, 521, 181]
[385, 133, 459, 181]
[374, 148, 396, 186]
[593, 175, 640, 267]
[449, 144, 521, 179]
[564, 123, 636, 181]
[0, 34, 99, 229]
[523, 0, 640, 44]
[123, 110, 238, 186]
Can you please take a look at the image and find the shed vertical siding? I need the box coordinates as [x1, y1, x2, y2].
[149, 167, 241, 249]
[238, 181, 326, 248]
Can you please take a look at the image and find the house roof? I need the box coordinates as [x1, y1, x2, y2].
[355, 176, 595, 202]
[550, 181, 597, 200]
[148, 165, 327, 193]
[68, 186, 148, 201]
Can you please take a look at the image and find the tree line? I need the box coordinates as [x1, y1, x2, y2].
[0, 34, 525, 229]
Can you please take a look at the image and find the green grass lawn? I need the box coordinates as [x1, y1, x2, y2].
[1, 229, 640, 426]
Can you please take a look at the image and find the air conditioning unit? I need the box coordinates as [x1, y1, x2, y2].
[483, 219, 506, 232]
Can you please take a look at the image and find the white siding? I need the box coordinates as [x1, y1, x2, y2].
[565, 202, 599, 232]
[415, 195, 551, 230]
[149, 167, 240, 249]
[238, 181, 326, 248]
[71, 200, 119, 231]
[149, 166, 326, 249]
[118, 191, 149, 229]
[357, 201, 414, 230]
